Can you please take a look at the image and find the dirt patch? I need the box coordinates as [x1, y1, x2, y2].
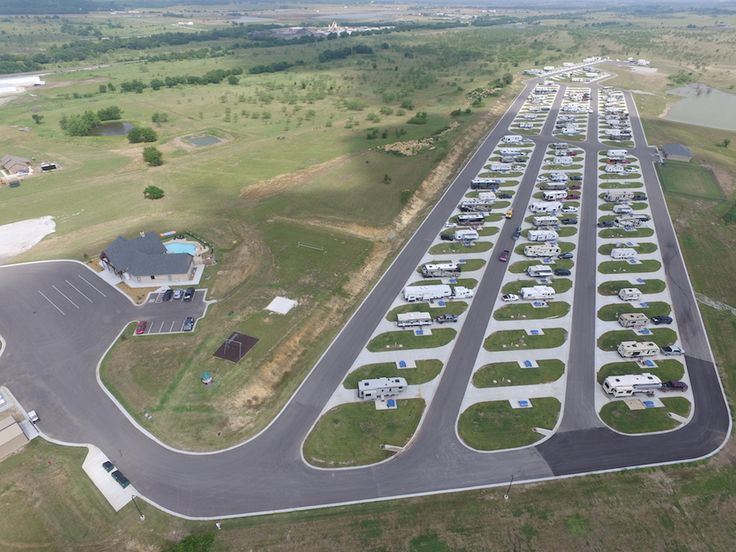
[707, 162, 735, 196]
[116, 282, 156, 304]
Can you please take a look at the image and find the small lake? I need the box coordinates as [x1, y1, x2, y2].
[186, 135, 222, 147]
[89, 121, 134, 136]
[664, 83, 736, 131]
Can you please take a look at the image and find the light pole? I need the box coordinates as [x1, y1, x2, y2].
[503, 474, 515, 501]
[131, 495, 145, 521]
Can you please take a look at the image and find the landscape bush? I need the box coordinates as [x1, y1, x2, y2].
[143, 146, 163, 167]
[143, 185, 164, 200]
[128, 126, 158, 143]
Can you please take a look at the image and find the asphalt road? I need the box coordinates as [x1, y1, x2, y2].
[0, 70, 729, 518]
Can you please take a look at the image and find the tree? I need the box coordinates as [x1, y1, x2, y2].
[723, 138, 731, 148]
[127, 126, 158, 143]
[143, 146, 163, 166]
[31, 114, 44, 124]
[151, 112, 169, 124]
[227, 75, 239, 85]
[143, 185, 165, 199]
[98, 84, 107, 93]
[97, 105, 122, 121]
[60, 110, 100, 136]
[383, 174, 392, 184]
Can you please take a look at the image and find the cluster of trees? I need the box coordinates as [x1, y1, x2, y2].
[151, 112, 169, 124]
[317, 44, 374, 63]
[143, 47, 228, 63]
[118, 68, 243, 94]
[0, 54, 42, 74]
[143, 146, 163, 167]
[127, 126, 157, 143]
[59, 105, 122, 136]
[249, 60, 304, 75]
[407, 111, 428, 124]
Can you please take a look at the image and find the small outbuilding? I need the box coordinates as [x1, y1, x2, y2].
[1, 154, 31, 176]
[0, 415, 28, 462]
[661, 144, 693, 163]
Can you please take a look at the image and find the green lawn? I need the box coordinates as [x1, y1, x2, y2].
[598, 260, 662, 274]
[485, 328, 567, 351]
[597, 328, 677, 351]
[597, 279, 666, 296]
[599, 400, 682, 434]
[597, 301, 671, 321]
[367, 328, 456, 352]
[429, 241, 493, 255]
[657, 160, 724, 201]
[599, 227, 654, 239]
[663, 397, 692, 417]
[343, 360, 443, 389]
[478, 226, 501, 237]
[386, 301, 468, 321]
[598, 202, 649, 212]
[493, 301, 570, 321]
[303, 399, 425, 467]
[596, 360, 685, 384]
[473, 360, 565, 388]
[599, 181, 643, 189]
[458, 398, 561, 450]
[502, 278, 572, 295]
[598, 242, 658, 255]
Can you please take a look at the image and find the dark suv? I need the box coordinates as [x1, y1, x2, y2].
[162, 289, 174, 302]
[650, 315, 673, 325]
[111, 470, 130, 489]
[183, 287, 195, 302]
[435, 314, 458, 324]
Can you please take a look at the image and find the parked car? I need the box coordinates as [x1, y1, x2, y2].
[554, 268, 571, 276]
[440, 233, 454, 241]
[558, 252, 574, 260]
[498, 249, 511, 262]
[497, 192, 512, 199]
[561, 206, 578, 213]
[173, 289, 183, 300]
[111, 470, 130, 489]
[512, 226, 522, 240]
[536, 176, 548, 183]
[505, 209, 513, 219]
[661, 380, 689, 392]
[598, 220, 614, 228]
[135, 321, 148, 335]
[650, 315, 673, 325]
[102, 461, 115, 473]
[502, 294, 519, 302]
[183, 316, 195, 332]
[183, 287, 195, 302]
[435, 314, 458, 324]
[661, 345, 684, 356]
[162, 288, 174, 302]
[561, 218, 578, 225]
[569, 175, 583, 181]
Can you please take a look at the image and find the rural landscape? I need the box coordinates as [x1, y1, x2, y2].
[0, 1, 735, 551]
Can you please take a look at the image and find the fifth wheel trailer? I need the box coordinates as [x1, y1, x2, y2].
[421, 262, 461, 278]
[527, 265, 554, 278]
[403, 285, 473, 302]
[357, 377, 408, 400]
[617, 341, 659, 358]
[602, 373, 662, 398]
[520, 286, 556, 300]
[610, 247, 638, 259]
[524, 244, 561, 258]
[528, 229, 559, 242]
[396, 312, 433, 328]
[530, 202, 563, 214]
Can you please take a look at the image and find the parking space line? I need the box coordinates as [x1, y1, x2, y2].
[52, 285, 80, 309]
[38, 290, 65, 315]
[77, 274, 107, 297]
[158, 321, 165, 333]
[65, 279, 94, 303]
[169, 320, 175, 332]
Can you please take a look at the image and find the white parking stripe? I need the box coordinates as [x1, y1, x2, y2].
[52, 285, 80, 309]
[38, 290, 65, 315]
[169, 320, 175, 332]
[65, 280, 94, 303]
[77, 274, 107, 297]
[158, 321, 165, 333]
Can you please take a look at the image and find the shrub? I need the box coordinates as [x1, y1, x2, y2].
[59, 110, 100, 136]
[143, 185, 165, 200]
[128, 126, 158, 143]
[97, 106, 122, 121]
[143, 146, 163, 166]
[407, 111, 428, 124]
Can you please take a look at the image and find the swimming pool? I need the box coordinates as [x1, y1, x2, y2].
[165, 242, 197, 255]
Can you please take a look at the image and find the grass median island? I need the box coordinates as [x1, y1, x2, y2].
[473, 360, 564, 388]
[429, 241, 493, 255]
[493, 301, 570, 321]
[598, 242, 658, 255]
[599, 227, 654, 239]
[662, 397, 692, 418]
[598, 279, 666, 295]
[597, 328, 677, 351]
[503, 279, 572, 294]
[304, 399, 425, 468]
[367, 328, 456, 352]
[597, 301, 671, 321]
[458, 398, 561, 451]
[596, 360, 685, 384]
[478, 226, 500, 237]
[598, 259, 662, 274]
[599, 400, 683, 434]
[599, 181, 643, 189]
[386, 301, 468, 321]
[657, 160, 723, 201]
[485, 328, 567, 351]
[598, 202, 649, 212]
[343, 360, 443, 389]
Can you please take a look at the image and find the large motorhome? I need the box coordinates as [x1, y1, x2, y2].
[543, 190, 568, 202]
[604, 190, 636, 202]
[532, 216, 560, 228]
[502, 134, 523, 144]
[396, 312, 433, 328]
[403, 284, 453, 302]
[618, 312, 649, 328]
[617, 340, 659, 358]
[456, 213, 485, 225]
[421, 262, 461, 278]
[540, 181, 567, 191]
[454, 229, 480, 242]
[520, 285, 556, 300]
[357, 377, 408, 400]
[471, 177, 503, 190]
[530, 201, 563, 214]
[527, 265, 555, 278]
[528, 229, 559, 242]
[524, 243, 562, 258]
[601, 373, 662, 398]
[618, 288, 642, 301]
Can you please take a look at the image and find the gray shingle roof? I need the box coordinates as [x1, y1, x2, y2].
[103, 232, 192, 277]
[1, 154, 31, 172]
[662, 143, 692, 158]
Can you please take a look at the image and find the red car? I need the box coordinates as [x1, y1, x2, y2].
[135, 320, 148, 335]
[499, 249, 510, 262]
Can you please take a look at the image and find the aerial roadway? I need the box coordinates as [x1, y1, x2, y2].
[0, 63, 729, 519]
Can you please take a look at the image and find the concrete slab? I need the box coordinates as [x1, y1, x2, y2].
[82, 446, 135, 512]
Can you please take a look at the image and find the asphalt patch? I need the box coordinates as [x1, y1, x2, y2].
[213, 332, 258, 363]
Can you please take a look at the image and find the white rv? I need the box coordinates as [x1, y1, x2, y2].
[499, 147, 523, 155]
[520, 285, 556, 300]
[528, 229, 559, 242]
[617, 341, 659, 358]
[607, 149, 628, 160]
[454, 229, 479, 242]
[530, 201, 563, 214]
[456, 213, 484, 225]
[502, 134, 523, 144]
[357, 377, 408, 400]
[524, 244, 562, 258]
[489, 162, 512, 172]
[396, 312, 433, 328]
[543, 190, 568, 202]
[602, 373, 662, 398]
[478, 191, 497, 203]
[613, 204, 633, 215]
[452, 286, 474, 299]
[618, 312, 649, 328]
[605, 164, 625, 174]
[604, 190, 636, 202]
[527, 265, 554, 278]
[611, 247, 638, 260]
[618, 288, 642, 301]
[533, 216, 560, 228]
[421, 262, 461, 278]
[404, 285, 453, 302]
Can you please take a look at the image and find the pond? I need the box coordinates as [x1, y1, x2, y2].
[186, 135, 222, 147]
[664, 83, 736, 131]
[89, 121, 134, 136]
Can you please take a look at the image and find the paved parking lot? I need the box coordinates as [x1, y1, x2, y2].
[140, 289, 207, 335]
